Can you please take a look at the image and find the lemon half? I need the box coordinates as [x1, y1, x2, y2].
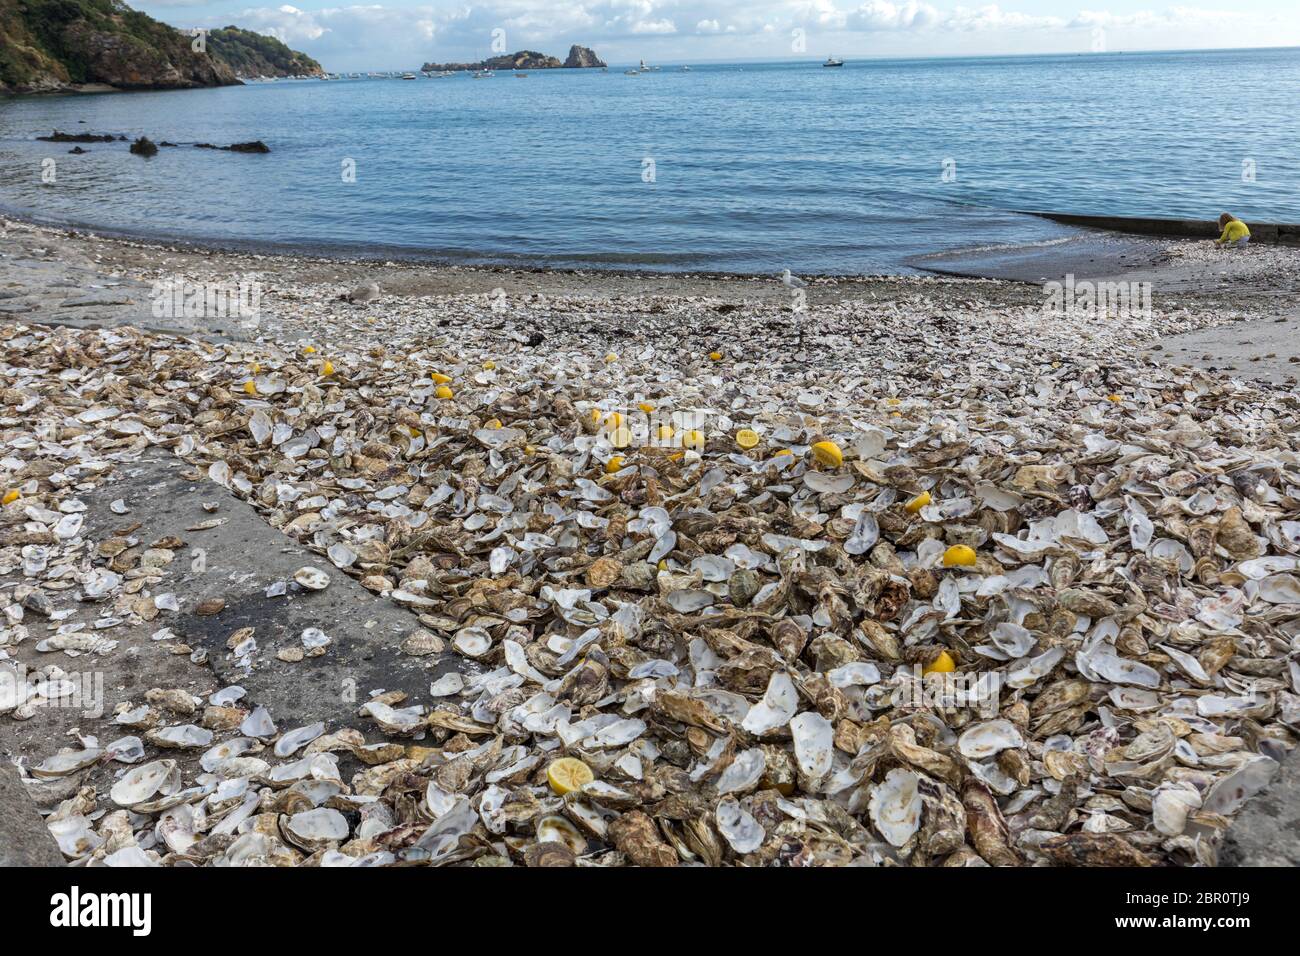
[547, 757, 594, 795]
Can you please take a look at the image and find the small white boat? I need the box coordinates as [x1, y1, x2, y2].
[624, 69, 639, 75]
[823, 56, 844, 67]
[401, 73, 416, 80]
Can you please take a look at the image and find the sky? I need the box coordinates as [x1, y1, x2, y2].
[132, 0, 1300, 71]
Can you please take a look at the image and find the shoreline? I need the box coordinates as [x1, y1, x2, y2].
[0, 207, 1246, 286]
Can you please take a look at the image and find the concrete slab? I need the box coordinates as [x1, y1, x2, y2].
[0, 763, 65, 866]
[1219, 747, 1300, 866]
[79, 450, 464, 731]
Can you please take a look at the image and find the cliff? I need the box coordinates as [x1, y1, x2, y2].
[207, 25, 323, 78]
[0, 0, 320, 94]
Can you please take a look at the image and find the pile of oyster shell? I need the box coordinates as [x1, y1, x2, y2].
[3, 287, 1299, 866]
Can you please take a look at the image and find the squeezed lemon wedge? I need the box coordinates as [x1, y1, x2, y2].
[243, 381, 257, 395]
[547, 757, 594, 795]
[430, 372, 452, 384]
[708, 351, 723, 361]
[905, 491, 931, 513]
[811, 441, 843, 468]
[321, 360, 335, 376]
[682, 429, 705, 450]
[605, 456, 626, 474]
[2, 490, 19, 505]
[434, 385, 454, 400]
[609, 426, 633, 448]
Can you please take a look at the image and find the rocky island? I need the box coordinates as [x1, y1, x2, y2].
[422, 44, 605, 72]
[0, 0, 322, 94]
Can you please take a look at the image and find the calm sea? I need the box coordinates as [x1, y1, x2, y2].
[2, 48, 1298, 274]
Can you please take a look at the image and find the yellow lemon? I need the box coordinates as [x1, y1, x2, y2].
[482, 359, 496, 370]
[735, 428, 760, 450]
[885, 397, 900, 407]
[1107, 394, 1122, 403]
[890, 411, 902, 418]
[249, 362, 260, 374]
[774, 449, 793, 458]
[638, 401, 655, 414]
[243, 381, 257, 395]
[524, 444, 537, 456]
[609, 426, 633, 448]
[923, 651, 957, 675]
[605, 456, 626, 474]
[657, 424, 675, 441]
[605, 352, 618, 363]
[682, 429, 705, 450]
[485, 418, 503, 430]
[430, 372, 452, 384]
[303, 345, 316, 354]
[905, 491, 931, 513]
[668, 451, 685, 462]
[321, 360, 335, 376]
[604, 412, 625, 430]
[2, 489, 19, 505]
[434, 385, 454, 400]
[409, 427, 421, 438]
[589, 408, 602, 424]
[708, 351, 723, 361]
[547, 757, 594, 795]
[942, 545, 977, 568]
[657, 559, 668, 571]
[811, 441, 843, 468]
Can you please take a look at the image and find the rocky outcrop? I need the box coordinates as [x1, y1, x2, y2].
[422, 47, 603, 72]
[563, 45, 605, 68]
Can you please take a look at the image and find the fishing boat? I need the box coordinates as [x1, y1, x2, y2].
[823, 56, 844, 67]
[624, 69, 640, 75]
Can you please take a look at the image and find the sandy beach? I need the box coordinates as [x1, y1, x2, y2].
[3, 213, 1300, 868]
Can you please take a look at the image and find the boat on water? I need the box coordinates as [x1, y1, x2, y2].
[823, 56, 844, 67]
[473, 70, 495, 79]
[401, 73, 417, 80]
[624, 69, 640, 75]
[514, 72, 527, 78]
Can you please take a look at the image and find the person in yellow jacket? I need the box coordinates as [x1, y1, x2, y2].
[1216, 213, 1250, 246]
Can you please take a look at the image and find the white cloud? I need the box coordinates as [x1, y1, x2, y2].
[177, 2, 1286, 70]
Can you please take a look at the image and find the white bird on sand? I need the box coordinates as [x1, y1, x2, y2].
[343, 281, 380, 304]
[780, 269, 807, 289]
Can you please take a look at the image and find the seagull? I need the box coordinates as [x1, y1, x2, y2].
[779, 269, 807, 289]
[342, 281, 380, 304]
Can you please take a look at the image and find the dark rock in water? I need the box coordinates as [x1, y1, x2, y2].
[563, 46, 606, 69]
[195, 141, 270, 153]
[68, 146, 89, 154]
[526, 332, 545, 347]
[159, 141, 178, 148]
[130, 136, 159, 157]
[38, 131, 117, 143]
